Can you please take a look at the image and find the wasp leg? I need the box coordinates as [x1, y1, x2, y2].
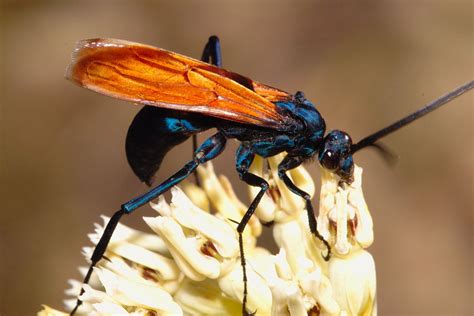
[70, 208, 125, 315]
[201, 35, 223, 67]
[70, 132, 227, 315]
[235, 145, 269, 315]
[277, 155, 331, 261]
[192, 35, 223, 185]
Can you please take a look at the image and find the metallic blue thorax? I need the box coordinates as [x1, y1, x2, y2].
[273, 98, 326, 157]
[230, 98, 326, 159]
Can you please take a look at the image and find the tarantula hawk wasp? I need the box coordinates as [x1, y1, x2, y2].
[66, 35, 473, 315]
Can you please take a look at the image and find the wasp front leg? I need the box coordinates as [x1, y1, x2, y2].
[278, 155, 331, 261]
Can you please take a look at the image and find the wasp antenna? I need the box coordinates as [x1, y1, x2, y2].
[352, 80, 474, 153]
[367, 142, 399, 166]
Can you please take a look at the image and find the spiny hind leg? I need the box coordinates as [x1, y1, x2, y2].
[70, 132, 227, 315]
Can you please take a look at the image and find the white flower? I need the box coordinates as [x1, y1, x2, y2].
[173, 278, 241, 315]
[145, 187, 239, 281]
[317, 165, 377, 315]
[88, 267, 182, 315]
[328, 251, 377, 316]
[40, 159, 377, 316]
[318, 166, 374, 256]
[263, 248, 340, 316]
[196, 162, 262, 243]
[38, 305, 68, 316]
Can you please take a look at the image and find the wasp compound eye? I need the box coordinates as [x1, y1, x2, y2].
[320, 149, 339, 170]
[319, 130, 352, 172]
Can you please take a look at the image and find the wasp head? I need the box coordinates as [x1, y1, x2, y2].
[318, 130, 354, 184]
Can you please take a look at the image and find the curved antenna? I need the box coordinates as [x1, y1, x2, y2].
[367, 142, 399, 166]
[352, 80, 473, 153]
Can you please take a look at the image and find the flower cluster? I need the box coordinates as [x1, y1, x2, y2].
[39, 153, 376, 316]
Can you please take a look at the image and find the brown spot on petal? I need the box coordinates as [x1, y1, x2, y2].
[200, 240, 219, 257]
[307, 304, 320, 316]
[329, 218, 337, 230]
[121, 257, 134, 267]
[330, 217, 358, 237]
[349, 216, 358, 236]
[141, 267, 160, 282]
[129, 307, 157, 315]
[268, 183, 281, 202]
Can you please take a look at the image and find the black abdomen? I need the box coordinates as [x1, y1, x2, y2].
[125, 106, 213, 185]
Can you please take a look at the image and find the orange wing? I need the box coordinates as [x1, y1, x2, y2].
[66, 38, 292, 129]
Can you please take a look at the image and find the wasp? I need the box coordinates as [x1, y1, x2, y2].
[66, 35, 472, 315]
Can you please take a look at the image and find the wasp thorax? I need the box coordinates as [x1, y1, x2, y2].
[318, 130, 354, 183]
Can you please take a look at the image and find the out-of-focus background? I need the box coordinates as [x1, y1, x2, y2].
[1, 1, 472, 315]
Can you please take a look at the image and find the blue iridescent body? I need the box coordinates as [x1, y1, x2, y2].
[122, 92, 344, 214]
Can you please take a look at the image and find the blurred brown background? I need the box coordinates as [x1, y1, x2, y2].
[1, 1, 472, 315]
